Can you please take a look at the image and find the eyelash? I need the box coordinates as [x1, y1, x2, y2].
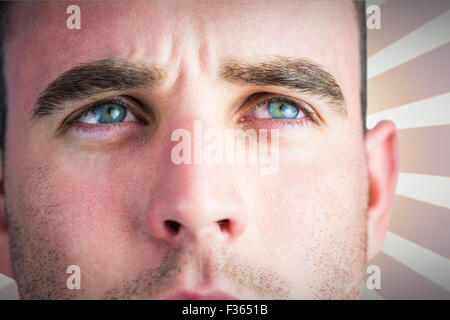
[61, 93, 319, 135]
[60, 96, 146, 133]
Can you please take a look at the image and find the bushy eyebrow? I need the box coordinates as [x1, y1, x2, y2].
[31, 56, 346, 120]
[220, 56, 346, 112]
[31, 58, 165, 119]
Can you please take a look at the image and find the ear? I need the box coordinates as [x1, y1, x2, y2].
[365, 120, 399, 262]
[0, 151, 13, 277]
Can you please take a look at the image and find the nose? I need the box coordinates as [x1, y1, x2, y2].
[145, 163, 248, 246]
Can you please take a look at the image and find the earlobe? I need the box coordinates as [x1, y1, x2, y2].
[0, 153, 13, 278]
[365, 120, 399, 262]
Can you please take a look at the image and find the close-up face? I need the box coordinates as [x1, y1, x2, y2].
[0, 0, 399, 299]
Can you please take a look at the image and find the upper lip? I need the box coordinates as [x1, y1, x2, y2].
[165, 290, 237, 300]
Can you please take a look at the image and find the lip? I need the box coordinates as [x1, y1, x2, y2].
[165, 290, 237, 300]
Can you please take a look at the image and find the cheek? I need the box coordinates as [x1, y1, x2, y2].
[248, 162, 364, 245]
[5, 142, 165, 290]
[42, 150, 157, 251]
[240, 132, 369, 274]
[252, 135, 366, 228]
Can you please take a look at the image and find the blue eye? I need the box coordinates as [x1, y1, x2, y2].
[94, 103, 127, 123]
[79, 103, 128, 124]
[268, 100, 299, 119]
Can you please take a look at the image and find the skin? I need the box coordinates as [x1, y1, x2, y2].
[0, 0, 398, 299]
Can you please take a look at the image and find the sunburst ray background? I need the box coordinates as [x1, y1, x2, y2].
[362, 0, 450, 300]
[1, 0, 449, 300]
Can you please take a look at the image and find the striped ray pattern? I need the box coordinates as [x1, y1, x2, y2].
[364, 0, 450, 300]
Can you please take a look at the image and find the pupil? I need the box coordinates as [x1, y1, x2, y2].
[108, 107, 119, 119]
[279, 104, 287, 111]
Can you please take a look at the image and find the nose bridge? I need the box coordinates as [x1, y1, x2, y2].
[146, 155, 248, 244]
[144, 32, 246, 244]
[162, 12, 218, 98]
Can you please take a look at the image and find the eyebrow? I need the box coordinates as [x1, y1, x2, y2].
[220, 56, 346, 111]
[32, 56, 345, 119]
[31, 58, 164, 119]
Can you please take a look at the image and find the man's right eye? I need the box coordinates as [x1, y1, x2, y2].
[78, 102, 137, 124]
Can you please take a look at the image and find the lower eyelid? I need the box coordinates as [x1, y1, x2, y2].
[59, 112, 144, 137]
[237, 117, 313, 131]
[67, 121, 144, 139]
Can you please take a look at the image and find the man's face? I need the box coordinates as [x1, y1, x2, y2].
[4, 0, 368, 299]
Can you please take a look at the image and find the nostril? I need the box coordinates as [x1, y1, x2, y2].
[217, 219, 229, 231]
[165, 220, 181, 234]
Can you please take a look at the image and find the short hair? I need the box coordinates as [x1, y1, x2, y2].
[0, 1, 11, 151]
[355, 0, 367, 131]
[0, 1, 367, 151]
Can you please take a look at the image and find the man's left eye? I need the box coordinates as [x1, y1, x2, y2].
[250, 98, 308, 120]
[78, 103, 136, 124]
[267, 100, 299, 119]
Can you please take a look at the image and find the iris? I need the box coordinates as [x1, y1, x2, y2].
[92, 103, 127, 123]
[268, 100, 299, 119]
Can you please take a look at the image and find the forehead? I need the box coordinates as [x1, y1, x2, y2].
[5, 0, 359, 108]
